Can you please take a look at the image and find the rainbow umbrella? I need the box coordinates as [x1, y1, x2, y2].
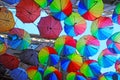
[43, 66, 62, 80]
[98, 48, 117, 68]
[54, 35, 76, 56]
[38, 46, 59, 66]
[50, 0, 72, 20]
[2, 0, 20, 5]
[80, 60, 101, 78]
[107, 32, 120, 54]
[76, 35, 100, 57]
[78, 0, 104, 21]
[64, 12, 87, 37]
[115, 58, 120, 73]
[112, 3, 120, 25]
[91, 16, 113, 40]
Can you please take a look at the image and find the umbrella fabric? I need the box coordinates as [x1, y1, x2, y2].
[80, 60, 101, 78]
[64, 12, 86, 37]
[107, 32, 120, 54]
[7, 28, 31, 50]
[16, 0, 41, 23]
[98, 48, 117, 68]
[76, 35, 100, 57]
[19, 49, 39, 66]
[91, 16, 113, 40]
[9, 67, 28, 80]
[0, 53, 19, 70]
[0, 63, 6, 75]
[0, 7, 15, 32]
[61, 53, 83, 72]
[38, 46, 59, 66]
[78, 0, 104, 21]
[43, 66, 62, 80]
[54, 35, 76, 56]
[50, 0, 72, 20]
[3, 0, 20, 5]
[112, 3, 120, 25]
[115, 58, 120, 73]
[37, 16, 62, 39]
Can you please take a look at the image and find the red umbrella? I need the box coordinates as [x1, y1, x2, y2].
[16, 0, 41, 23]
[37, 16, 62, 39]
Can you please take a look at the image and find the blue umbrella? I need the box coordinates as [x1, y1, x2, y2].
[2, 0, 20, 5]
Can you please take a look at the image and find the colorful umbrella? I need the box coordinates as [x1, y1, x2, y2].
[91, 16, 113, 40]
[37, 16, 62, 39]
[54, 35, 76, 56]
[61, 53, 83, 72]
[0, 7, 15, 32]
[112, 3, 120, 25]
[107, 32, 120, 54]
[38, 46, 59, 66]
[76, 35, 100, 57]
[16, 0, 41, 23]
[98, 48, 117, 68]
[80, 60, 101, 78]
[0, 63, 6, 75]
[115, 58, 120, 73]
[7, 28, 31, 50]
[43, 66, 62, 80]
[78, 0, 104, 21]
[19, 49, 39, 66]
[2, 0, 20, 5]
[64, 12, 87, 37]
[50, 0, 72, 20]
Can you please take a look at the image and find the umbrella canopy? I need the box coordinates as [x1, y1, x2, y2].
[54, 35, 76, 56]
[50, 0, 72, 20]
[16, 0, 41, 23]
[7, 28, 31, 50]
[38, 46, 59, 66]
[76, 35, 100, 57]
[115, 58, 120, 73]
[78, 0, 104, 21]
[9, 67, 28, 80]
[0, 53, 19, 70]
[98, 48, 117, 68]
[112, 3, 120, 25]
[0, 63, 6, 75]
[61, 53, 83, 72]
[2, 0, 20, 5]
[43, 66, 62, 80]
[80, 60, 101, 78]
[91, 16, 113, 40]
[19, 49, 39, 66]
[0, 7, 15, 32]
[64, 12, 86, 37]
[37, 16, 62, 39]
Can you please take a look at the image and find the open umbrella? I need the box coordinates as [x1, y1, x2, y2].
[0, 63, 6, 75]
[78, 0, 104, 21]
[64, 12, 86, 37]
[50, 0, 72, 20]
[91, 16, 113, 40]
[7, 28, 31, 50]
[2, 0, 20, 5]
[0, 7, 15, 32]
[37, 16, 62, 39]
[115, 58, 120, 73]
[16, 0, 41, 23]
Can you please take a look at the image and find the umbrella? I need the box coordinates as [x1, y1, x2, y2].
[112, 3, 120, 25]
[0, 63, 6, 75]
[2, 0, 20, 5]
[16, 0, 41, 23]
[61, 53, 83, 72]
[19, 49, 39, 66]
[50, 0, 72, 20]
[115, 58, 120, 73]
[91, 16, 113, 40]
[38, 46, 59, 66]
[54, 35, 76, 56]
[43, 66, 62, 80]
[80, 60, 101, 78]
[37, 16, 62, 39]
[0, 53, 19, 70]
[7, 28, 31, 50]
[78, 0, 104, 21]
[107, 32, 120, 54]
[76, 35, 100, 57]
[9, 67, 28, 80]
[0, 7, 15, 32]
[66, 72, 86, 80]
[98, 48, 117, 68]
[64, 12, 86, 37]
